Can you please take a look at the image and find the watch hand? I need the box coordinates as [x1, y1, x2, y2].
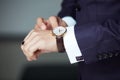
[59, 29, 60, 33]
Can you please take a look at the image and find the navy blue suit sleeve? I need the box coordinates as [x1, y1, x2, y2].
[58, 0, 77, 19]
[58, 0, 120, 64]
[75, 19, 120, 63]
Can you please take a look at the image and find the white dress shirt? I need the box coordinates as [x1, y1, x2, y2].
[62, 16, 84, 64]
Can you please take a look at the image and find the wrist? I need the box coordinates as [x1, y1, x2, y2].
[52, 26, 66, 52]
[48, 30, 58, 52]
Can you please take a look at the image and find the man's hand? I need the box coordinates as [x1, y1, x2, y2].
[35, 16, 67, 30]
[21, 16, 67, 61]
[21, 29, 58, 61]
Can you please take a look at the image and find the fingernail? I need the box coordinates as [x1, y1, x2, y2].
[42, 26, 46, 30]
[41, 23, 44, 25]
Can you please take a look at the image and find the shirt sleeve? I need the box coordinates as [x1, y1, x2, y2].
[62, 16, 84, 64]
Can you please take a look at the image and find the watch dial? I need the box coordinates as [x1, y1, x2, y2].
[53, 26, 66, 36]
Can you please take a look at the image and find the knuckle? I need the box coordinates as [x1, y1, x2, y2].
[26, 44, 33, 53]
[34, 34, 40, 39]
[24, 44, 29, 52]
[49, 16, 57, 20]
[32, 31, 38, 35]
[37, 17, 42, 20]
[21, 46, 31, 58]
[24, 46, 28, 52]
[29, 46, 35, 53]
[39, 40, 44, 44]
[27, 57, 31, 61]
[21, 45, 23, 50]
[38, 40, 45, 48]
[36, 35, 41, 40]
[37, 17, 44, 22]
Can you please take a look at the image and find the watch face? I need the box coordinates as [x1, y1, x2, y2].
[53, 26, 66, 36]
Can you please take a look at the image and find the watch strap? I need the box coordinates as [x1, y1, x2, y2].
[56, 37, 65, 52]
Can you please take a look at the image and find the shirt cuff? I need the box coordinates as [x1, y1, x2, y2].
[62, 16, 76, 27]
[63, 26, 84, 64]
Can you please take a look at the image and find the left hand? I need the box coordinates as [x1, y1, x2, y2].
[21, 29, 58, 61]
[21, 16, 67, 61]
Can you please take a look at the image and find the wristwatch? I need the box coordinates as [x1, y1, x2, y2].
[52, 26, 67, 52]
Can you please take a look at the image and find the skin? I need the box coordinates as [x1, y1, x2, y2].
[21, 16, 67, 61]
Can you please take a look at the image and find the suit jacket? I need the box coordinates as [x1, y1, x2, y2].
[58, 0, 120, 80]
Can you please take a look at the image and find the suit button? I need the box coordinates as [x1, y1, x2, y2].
[115, 52, 119, 56]
[103, 53, 108, 59]
[109, 53, 113, 57]
[97, 55, 102, 60]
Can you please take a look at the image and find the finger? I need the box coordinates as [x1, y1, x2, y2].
[36, 18, 48, 30]
[41, 23, 47, 30]
[21, 44, 37, 61]
[24, 30, 34, 41]
[24, 31, 38, 45]
[34, 24, 40, 31]
[33, 49, 41, 59]
[22, 47, 37, 61]
[37, 17, 44, 27]
[27, 57, 32, 61]
[49, 16, 59, 28]
[29, 55, 37, 61]
[25, 36, 40, 54]
[22, 31, 40, 60]
[30, 49, 41, 61]
[28, 40, 46, 56]
[46, 20, 53, 30]
[34, 24, 47, 31]
[25, 52, 37, 61]
[21, 45, 31, 60]
[29, 50, 47, 61]
[57, 17, 67, 27]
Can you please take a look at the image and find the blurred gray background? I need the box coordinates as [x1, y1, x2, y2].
[0, 0, 78, 80]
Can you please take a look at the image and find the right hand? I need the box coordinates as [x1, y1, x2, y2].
[34, 16, 67, 31]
